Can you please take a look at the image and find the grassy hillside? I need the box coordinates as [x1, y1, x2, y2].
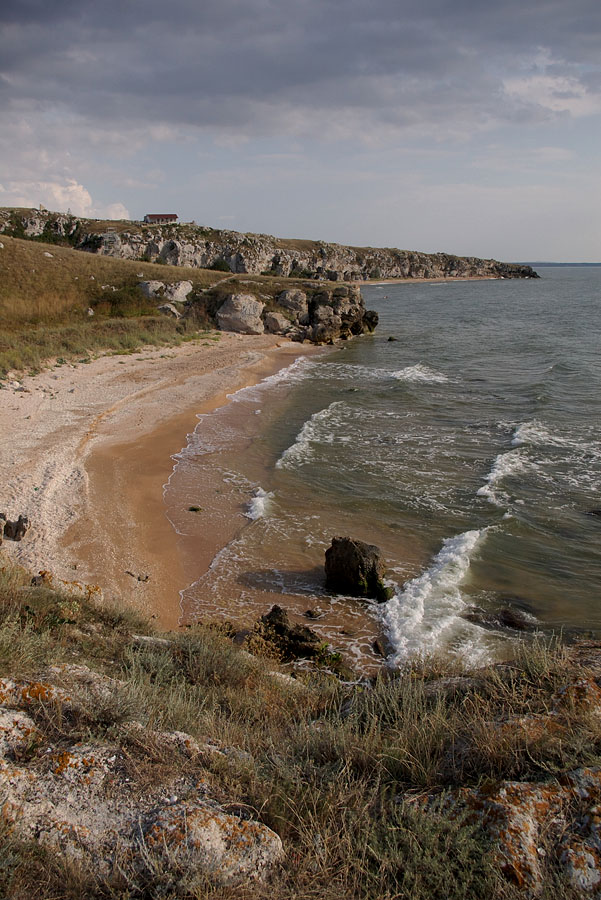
[0, 235, 343, 377]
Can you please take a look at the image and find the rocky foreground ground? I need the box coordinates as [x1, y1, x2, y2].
[1, 546, 601, 899]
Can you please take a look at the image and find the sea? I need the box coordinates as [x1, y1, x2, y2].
[164, 267, 601, 671]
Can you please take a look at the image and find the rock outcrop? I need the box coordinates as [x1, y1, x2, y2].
[419, 677, 601, 892]
[0, 667, 283, 889]
[210, 284, 377, 343]
[216, 294, 265, 334]
[0, 208, 540, 282]
[324, 536, 392, 602]
[139, 279, 193, 302]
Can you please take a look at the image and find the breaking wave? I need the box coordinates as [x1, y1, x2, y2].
[382, 528, 489, 666]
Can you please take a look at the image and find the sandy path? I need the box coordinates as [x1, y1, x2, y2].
[0, 334, 316, 626]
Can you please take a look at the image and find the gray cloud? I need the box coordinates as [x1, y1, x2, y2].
[1, 0, 599, 139]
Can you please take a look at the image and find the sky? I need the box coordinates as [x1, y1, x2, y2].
[0, 0, 600, 261]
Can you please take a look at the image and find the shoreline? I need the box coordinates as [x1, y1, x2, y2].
[0, 334, 320, 628]
[357, 275, 502, 285]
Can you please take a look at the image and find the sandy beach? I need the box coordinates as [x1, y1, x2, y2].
[0, 334, 319, 628]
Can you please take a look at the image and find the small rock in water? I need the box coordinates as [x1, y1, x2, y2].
[586, 508, 601, 519]
[464, 601, 536, 632]
[387, 335, 398, 341]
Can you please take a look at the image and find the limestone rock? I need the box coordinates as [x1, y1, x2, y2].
[263, 311, 291, 334]
[325, 536, 392, 602]
[138, 280, 166, 299]
[2, 209, 540, 281]
[277, 289, 309, 322]
[429, 768, 601, 892]
[163, 280, 193, 302]
[138, 280, 192, 303]
[157, 302, 182, 319]
[142, 800, 283, 885]
[216, 294, 265, 334]
[0, 665, 284, 889]
[0, 708, 41, 758]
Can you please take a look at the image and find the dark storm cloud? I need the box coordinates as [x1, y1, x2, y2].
[1, 0, 599, 136]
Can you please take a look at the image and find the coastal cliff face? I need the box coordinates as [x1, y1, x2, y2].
[0, 208, 539, 282]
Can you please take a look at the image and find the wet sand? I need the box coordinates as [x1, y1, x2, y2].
[0, 335, 319, 627]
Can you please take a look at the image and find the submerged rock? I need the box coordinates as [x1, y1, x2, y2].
[464, 602, 537, 632]
[324, 536, 392, 602]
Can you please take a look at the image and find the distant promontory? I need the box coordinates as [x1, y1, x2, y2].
[0, 208, 539, 282]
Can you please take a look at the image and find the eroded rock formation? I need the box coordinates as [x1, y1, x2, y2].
[0, 208, 540, 282]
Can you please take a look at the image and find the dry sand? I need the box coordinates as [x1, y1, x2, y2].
[0, 334, 319, 627]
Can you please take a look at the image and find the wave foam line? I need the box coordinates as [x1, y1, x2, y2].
[382, 528, 487, 666]
[227, 355, 314, 404]
[245, 487, 274, 520]
[477, 449, 529, 506]
[392, 364, 449, 384]
[276, 401, 346, 470]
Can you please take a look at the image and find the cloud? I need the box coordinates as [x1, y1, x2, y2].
[0, 179, 129, 219]
[0, 0, 599, 143]
[503, 74, 601, 118]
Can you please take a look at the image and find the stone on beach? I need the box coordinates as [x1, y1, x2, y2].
[252, 605, 322, 661]
[0, 513, 30, 543]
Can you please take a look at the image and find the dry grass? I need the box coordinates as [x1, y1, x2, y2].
[0, 236, 226, 325]
[0, 554, 595, 899]
[0, 236, 233, 375]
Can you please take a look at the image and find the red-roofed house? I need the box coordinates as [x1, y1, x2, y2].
[143, 213, 178, 224]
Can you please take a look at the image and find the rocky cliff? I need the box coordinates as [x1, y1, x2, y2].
[0, 208, 539, 282]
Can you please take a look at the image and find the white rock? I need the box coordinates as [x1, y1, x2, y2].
[157, 303, 182, 319]
[163, 280, 193, 302]
[142, 801, 283, 885]
[43, 251, 53, 258]
[216, 294, 265, 335]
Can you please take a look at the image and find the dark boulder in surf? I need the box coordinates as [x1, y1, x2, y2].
[324, 536, 392, 602]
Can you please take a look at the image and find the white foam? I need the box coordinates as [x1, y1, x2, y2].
[392, 364, 449, 384]
[477, 449, 530, 506]
[227, 355, 313, 404]
[381, 528, 488, 666]
[245, 487, 273, 520]
[276, 401, 347, 469]
[512, 420, 568, 448]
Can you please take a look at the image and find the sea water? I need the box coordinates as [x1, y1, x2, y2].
[165, 267, 601, 669]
